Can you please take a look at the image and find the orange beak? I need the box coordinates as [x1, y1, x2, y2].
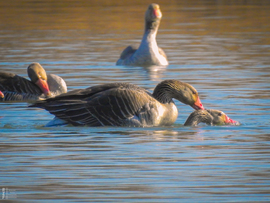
[153, 8, 162, 18]
[0, 91, 4, 98]
[224, 114, 239, 125]
[35, 78, 51, 97]
[192, 96, 204, 110]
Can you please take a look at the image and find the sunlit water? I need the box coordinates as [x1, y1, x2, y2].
[0, 0, 270, 202]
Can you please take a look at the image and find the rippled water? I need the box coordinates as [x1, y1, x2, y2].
[0, 0, 270, 202]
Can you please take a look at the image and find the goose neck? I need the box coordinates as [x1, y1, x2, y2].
[152, 85, 173, 104]
[184, 110, 213, 126]
[144, 20, 159, 40]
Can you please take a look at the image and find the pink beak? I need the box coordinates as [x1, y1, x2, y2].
[192, 97, 205, 110]
[153, 9, 162, 18]
[225, 114, 238, 125]
[0, 91, 4, 98]
[35, 78, 51, 96]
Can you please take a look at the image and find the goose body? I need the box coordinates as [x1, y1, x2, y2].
[31, 80, 204, 127]
[47, 74, 67, 97]
[0, 63, 67, 102]
[184, 109, 239, 126]
[116, 3, 168, 67]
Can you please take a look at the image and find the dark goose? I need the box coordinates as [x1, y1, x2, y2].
[31, 80, 204, 127]
[0, 63, 67, 102]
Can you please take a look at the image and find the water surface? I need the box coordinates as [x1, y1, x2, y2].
[0, 0, 270, 202]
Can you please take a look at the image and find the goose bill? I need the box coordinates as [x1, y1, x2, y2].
[154, 9, 161, 18]
[225, 114, 238, 125]
[35, 78, 51, 96]
[192, 97, 204, 110]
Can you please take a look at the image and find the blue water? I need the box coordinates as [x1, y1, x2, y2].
[0, 1, 270, 202]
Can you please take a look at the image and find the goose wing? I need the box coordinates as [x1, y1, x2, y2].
[0, 71, 42, 101]
[31, 83, 155, 126]
[158, 47, 168, 60]
[119, 45, 138, 60]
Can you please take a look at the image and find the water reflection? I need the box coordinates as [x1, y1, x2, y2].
[1, 0, 270, 202]
[143, 65, 167, 81]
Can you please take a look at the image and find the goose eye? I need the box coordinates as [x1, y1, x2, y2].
[218, 112, 222, 116]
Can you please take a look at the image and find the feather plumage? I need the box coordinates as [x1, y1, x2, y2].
[0, 63, 67, 102]
[31, 80, 205, 127]
[116, 4, 168, 66]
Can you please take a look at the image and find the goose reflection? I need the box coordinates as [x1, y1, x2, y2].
[143, 65, 166, 81]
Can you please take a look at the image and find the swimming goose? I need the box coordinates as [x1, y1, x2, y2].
[184, 109, 239, 126]
[31, 80, 204, 127]
[0, 63, 67, 102]
[116, 3, 168, 67]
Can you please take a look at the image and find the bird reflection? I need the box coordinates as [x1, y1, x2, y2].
[143, 65, 166, 82]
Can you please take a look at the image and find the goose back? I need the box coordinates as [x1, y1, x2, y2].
[118, 45, 138, 61]
[31, 83, 177, 127]
[0, 71, 43, 101]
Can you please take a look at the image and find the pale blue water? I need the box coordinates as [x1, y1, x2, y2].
[0, 1, 270, 202]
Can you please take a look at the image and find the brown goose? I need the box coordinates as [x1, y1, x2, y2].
[31, 80, 204, 127]
[184, 109, 239, 126]
[0, 63, 67, 102]
[116, 3, 168, 67]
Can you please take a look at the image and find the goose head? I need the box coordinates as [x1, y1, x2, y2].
[206, 109, 239, 125]
[174, 81, 204, 110]
[184, 109, 239, 126]
[146, 3, 162, 21]
[153, 80, 204, 110]
[145, 3, 162, 30]
[27, 63, 51, 97]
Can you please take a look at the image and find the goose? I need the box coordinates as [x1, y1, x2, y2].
[31, 79, 204, 127]
[0, 91, 4, 98]
[116, 3, 168, 67]
[184, 109, 239, 126]
[0, 63, 67, 102]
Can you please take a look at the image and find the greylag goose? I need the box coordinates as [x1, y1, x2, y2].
[184, 109, 239, 126]
[0, 63, 67, 102]
[0, 91, 4, 98]
[31, 80, 204, 127]
[116, 3, 168, 67]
